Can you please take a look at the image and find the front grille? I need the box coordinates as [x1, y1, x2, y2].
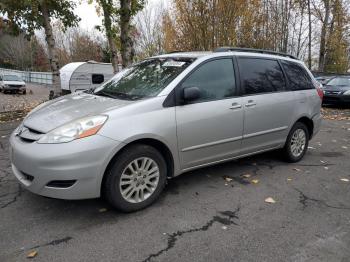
[18, 126, 44, 142]
[9, 85, 22, 88]
[46, 180, 77, 188]
[325, 91, 341, 95]
[22, 172, 34, 182]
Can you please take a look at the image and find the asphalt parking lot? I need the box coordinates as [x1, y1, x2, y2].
[1, 117, 350, 262]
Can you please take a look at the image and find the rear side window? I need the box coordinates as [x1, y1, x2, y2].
[281, 61, 314, 90]
[180, 58, 236, 103]
[238, 58, 286, 95]
[92, 74, 104, 84]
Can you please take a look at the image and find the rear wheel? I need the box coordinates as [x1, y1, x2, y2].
[103, 144, 167, 212]
[283, 122, 309, 162]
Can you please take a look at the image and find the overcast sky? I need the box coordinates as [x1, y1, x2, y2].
[74, 0, 167, 30]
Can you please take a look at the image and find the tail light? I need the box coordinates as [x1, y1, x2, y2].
[313, 80, 324, 100]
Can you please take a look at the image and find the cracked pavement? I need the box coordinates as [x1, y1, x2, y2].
[1, 119, 350, 262]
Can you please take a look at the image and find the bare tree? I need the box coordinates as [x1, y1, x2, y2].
[134, 1, 166, 58]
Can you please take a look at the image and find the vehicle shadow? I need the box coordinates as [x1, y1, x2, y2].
[23, 150, 286, 220]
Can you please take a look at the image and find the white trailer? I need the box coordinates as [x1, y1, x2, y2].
[60, 61, 114, 94]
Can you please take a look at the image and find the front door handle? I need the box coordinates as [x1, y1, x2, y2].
[245, 100, 256, 107]
[229, 103, 242, 110]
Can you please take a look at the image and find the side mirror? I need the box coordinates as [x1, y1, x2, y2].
[183, 86, 200, 103]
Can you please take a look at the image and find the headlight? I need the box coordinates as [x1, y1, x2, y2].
[343, 90, 350, 95]
[38, 115, 108, 144]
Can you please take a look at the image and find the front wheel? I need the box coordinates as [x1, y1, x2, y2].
[283, 122, 309, 162]
[103, 144, 167, 212]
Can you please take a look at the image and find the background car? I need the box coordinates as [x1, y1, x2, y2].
[322, 76, 350, 105]
[315, 75, 335, 85]
[0, 74, 26, 94]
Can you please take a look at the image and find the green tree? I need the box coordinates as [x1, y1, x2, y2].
[0, 0, 80, 96]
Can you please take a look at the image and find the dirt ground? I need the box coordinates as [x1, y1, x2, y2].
[0, 83, 49, 113]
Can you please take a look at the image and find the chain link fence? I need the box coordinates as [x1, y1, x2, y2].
[0, 68, 52, 85]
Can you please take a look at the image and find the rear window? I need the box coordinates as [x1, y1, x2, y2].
[281, 61, 314, 90]
[238, 58, 286, 95]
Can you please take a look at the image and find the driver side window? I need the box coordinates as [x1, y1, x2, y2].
[180, 58, 236, 103]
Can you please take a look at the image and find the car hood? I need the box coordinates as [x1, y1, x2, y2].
[323, 85, 350, 92]
[24, 92, 135, 133]
[3, 80, 25, 85]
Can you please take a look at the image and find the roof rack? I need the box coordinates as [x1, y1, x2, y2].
[213, 47, 298, 60]
[166, 50, 185, 54]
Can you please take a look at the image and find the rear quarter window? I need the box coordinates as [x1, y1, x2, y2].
[281, 60, 314, 90]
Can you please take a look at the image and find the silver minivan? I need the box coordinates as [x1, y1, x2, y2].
[10, 48, 323, 212]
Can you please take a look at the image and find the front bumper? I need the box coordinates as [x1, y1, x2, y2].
[9, 132, 122, 199]
[323, 94, 350, 104]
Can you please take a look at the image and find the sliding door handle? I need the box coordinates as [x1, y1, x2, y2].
[229, 103, 242, 110]
[245, 101, 256, 107]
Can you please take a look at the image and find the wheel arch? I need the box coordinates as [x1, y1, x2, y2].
[100, 137, 175, 196]
[295, 116, 314, 139]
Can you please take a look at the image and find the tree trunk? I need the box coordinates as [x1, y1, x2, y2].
[120, 0, 133, 67]
[307, 0, 312, 69]
[318, 0, 330, 72]
[41, 1, 60, 97]
[296, 2, 305, 58]
[101, 0, 119, 73]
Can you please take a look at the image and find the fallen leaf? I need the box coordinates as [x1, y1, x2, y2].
[1, 135, 6, 138]
[324, 167, 329, 170]
[27, 250, 37, 258]
[342, 146, 348, 149]
[225, 177, 233, 182]
[265, 197, 276, 204]
[293, 168, 301, 172]
[320, 160, 326, 163]
[287, 178, 292, 181]
[221, 226, 228, 230]
[251, 179, 259, 184]
[340, 178, 349, 182]
[99, 208, 107, 213]
[308, 146, 315, 149]
[242, 174, 251, 178]
[224, 183, 229, 186]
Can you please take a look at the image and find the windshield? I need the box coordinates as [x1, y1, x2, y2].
[93, 58, 193, 100]
[327, 77, 350, 86]
[3, 75, 21, 81]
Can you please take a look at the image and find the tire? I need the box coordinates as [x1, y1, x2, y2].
[22, 89, 26, 95]
[283, 122, 309, 163]
[103, 144, 167, 212]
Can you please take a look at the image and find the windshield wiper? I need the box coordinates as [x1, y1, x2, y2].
[85, 87, 95, 94]
[94, 90, 118, 99]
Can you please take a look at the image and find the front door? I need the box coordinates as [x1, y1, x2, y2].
[175, 58, 244, 169]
